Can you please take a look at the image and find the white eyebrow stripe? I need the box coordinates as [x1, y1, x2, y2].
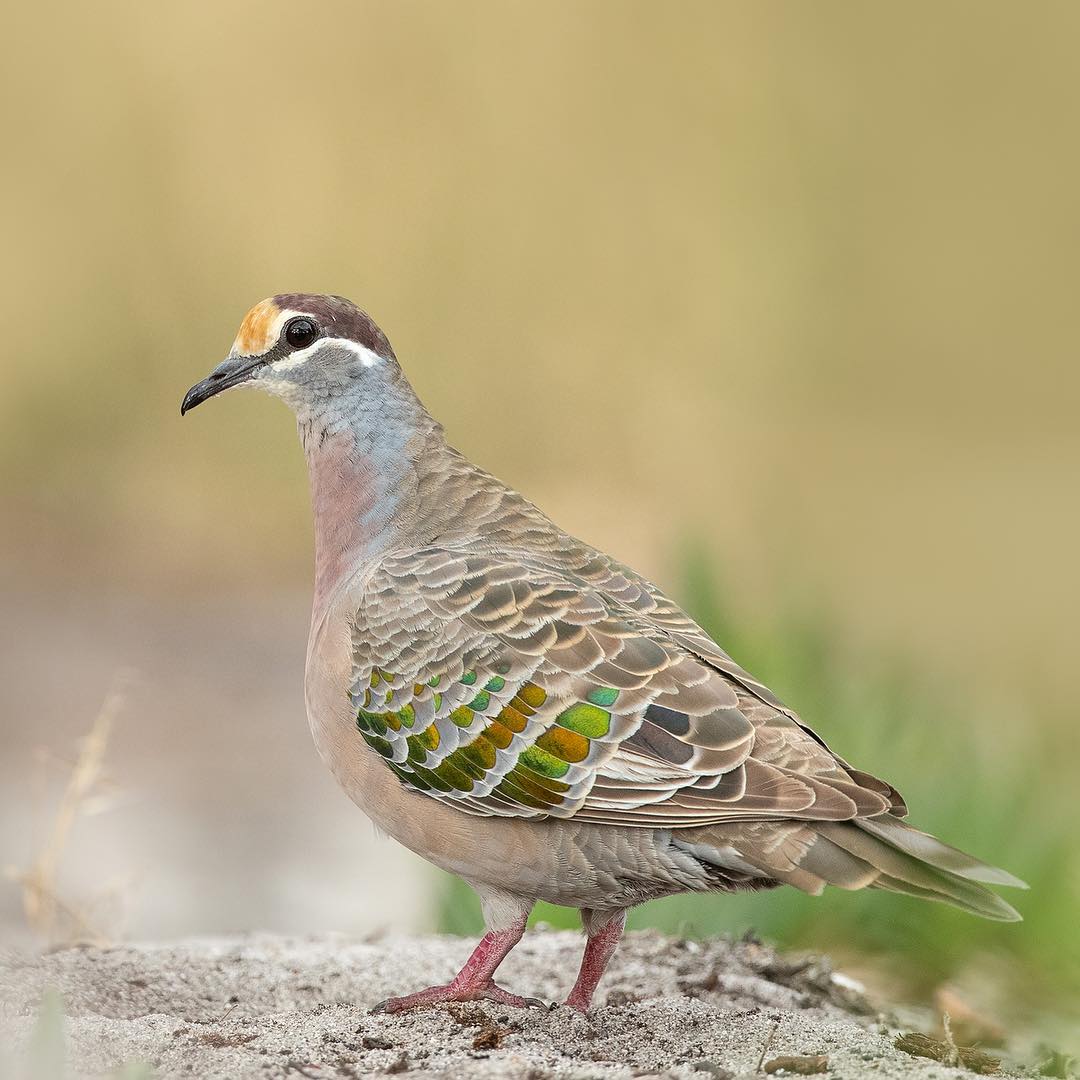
[336, 339, 383, 368]
[267, 336, 384, 372]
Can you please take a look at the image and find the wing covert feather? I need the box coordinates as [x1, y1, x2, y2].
[348, 546, 903, 827]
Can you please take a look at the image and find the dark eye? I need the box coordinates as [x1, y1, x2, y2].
[285, 317, 318, 349]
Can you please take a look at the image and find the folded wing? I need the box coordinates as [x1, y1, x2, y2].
[349, 547, 904, 826]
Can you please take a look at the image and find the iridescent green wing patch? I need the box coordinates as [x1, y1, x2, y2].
[348, 661, 631, 818]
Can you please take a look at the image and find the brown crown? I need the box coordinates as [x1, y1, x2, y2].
[273, 294, 396, 361]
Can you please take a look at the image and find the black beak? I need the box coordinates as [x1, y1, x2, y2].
[180, 355, 265, 415]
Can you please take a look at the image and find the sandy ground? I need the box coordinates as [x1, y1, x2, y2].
[0, 929, 1017, 1080]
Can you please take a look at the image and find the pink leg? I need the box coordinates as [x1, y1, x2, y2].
[372, 915, 542, 1013]
[565, 908, 626, 1012]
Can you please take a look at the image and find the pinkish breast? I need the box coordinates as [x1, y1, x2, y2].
[307, 430, 383, 614]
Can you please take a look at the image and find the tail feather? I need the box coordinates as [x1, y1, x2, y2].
[856, 816, 1028, 889]
[684, 817, 1024, 922]
[871, 872, 1019, 921]
[813, 821, 1023, 922]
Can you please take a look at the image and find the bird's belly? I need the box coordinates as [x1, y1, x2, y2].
[304, 601, 715, 910]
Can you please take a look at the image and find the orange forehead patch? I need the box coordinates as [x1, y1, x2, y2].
[232, 298, 281, 356]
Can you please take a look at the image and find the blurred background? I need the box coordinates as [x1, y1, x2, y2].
[1, 0, 1077, 1052]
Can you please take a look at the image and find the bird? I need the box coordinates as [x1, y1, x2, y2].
[181, 293, 1024, 1014]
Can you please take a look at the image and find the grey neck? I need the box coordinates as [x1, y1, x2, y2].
[300, 380, 452, 610]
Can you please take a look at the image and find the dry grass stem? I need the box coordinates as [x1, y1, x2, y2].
[756, 1018, 781, 1072]
[894, 1031, 1001, 1075]
[4, 673, 130, 944]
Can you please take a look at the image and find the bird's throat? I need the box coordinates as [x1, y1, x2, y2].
[306, 429, 403, 611]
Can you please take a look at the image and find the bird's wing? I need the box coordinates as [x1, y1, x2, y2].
[349, 545, 906, 824]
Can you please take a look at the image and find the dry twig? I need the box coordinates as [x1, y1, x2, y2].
[4, 674, 130, 944]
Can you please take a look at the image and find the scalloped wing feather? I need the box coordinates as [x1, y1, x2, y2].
[347, 545, 904, 828]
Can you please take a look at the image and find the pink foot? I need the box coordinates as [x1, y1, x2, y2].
[372, 980, 545, 1013]
[370, 918, 543, 1014]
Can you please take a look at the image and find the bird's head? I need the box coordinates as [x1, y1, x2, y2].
[181, 294, 398, 419]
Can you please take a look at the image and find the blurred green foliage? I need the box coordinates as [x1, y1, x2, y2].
[25, 989, 65, 1080]
[437, 540, 1079, 1043]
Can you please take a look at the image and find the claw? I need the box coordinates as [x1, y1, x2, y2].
[483, 986, 549, 1010]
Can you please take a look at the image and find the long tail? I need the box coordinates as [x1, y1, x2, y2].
[682, 816, 1026, 921]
